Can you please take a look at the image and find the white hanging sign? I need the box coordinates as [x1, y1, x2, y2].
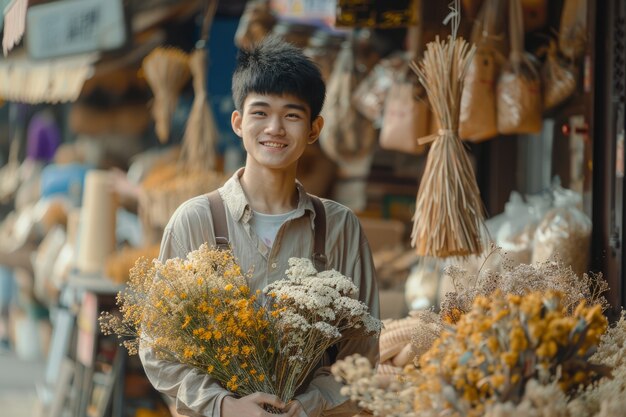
[26, 0, 126, 60]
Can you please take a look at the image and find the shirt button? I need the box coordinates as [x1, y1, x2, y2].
[271, 262, 277, 269]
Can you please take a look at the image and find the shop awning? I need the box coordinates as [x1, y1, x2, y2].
[0, 51, 99, 103]
[0, 0, 201, 104]
[2, 0, 28, 55]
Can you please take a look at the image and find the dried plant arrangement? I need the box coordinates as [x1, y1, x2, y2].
[416, 290, 610, 416]
[142, 47, 191, 143]
[439, 247, 610, 324]
[409, 0, 485, 258]
[100, 245, 381, 405]
[332, 254, 616, 417]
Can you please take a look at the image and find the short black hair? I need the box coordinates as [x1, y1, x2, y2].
[232, 36, 326, 120]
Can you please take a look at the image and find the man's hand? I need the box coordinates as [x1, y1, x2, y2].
[221, 393, 304, 417]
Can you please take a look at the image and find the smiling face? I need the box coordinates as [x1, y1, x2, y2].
[231, 93, 323, 174]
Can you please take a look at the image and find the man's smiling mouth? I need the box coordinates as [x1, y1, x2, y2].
[261, 141, 288, 148]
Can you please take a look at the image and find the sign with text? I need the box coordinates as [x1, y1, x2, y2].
[26, 0, 126, 60]
[336, 0, 418, 28]
[270, 0, 336, 25]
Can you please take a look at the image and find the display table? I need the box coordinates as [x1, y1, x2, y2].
[39, 273, 163, 417]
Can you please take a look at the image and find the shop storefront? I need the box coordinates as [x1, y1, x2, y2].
[0, 1, 624, 416]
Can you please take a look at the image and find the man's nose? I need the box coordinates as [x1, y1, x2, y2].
[265, 116, 285, 135]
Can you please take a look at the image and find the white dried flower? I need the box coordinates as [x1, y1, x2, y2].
[285, 257, 320, 280]
[485, 380, 570, 417]
[262, 257, 381, 405]
[313, 322, 341, 339]
[279, 311, 311, 332]
[331, 354, 417, 417]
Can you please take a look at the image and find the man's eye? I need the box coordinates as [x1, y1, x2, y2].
[286, 113, 301, 119]
[252, 111, 266, 116]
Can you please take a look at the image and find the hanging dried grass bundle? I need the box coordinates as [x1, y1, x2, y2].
[409, 1, 485, 258]
[180, 48, 217, 172]
[138, 4, 226, 237]
[142, 47, 191, 143]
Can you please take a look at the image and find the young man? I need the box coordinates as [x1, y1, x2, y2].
[139, 36, 379, 417]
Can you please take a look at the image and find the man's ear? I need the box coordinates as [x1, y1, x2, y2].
[231, 110, 243, 138]
[308, 115, 324, 144]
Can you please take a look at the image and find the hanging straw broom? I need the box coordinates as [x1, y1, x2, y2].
[180, 48, 217, 172]
[142, 47, 191, 143]
[180, 0, 218, 172]
[138, 1, 226, 237]
[409, 0, 485, 258]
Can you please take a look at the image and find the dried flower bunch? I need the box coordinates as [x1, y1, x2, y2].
[99, 244, 380, 403]
[263, 257, 382, 401]
[482, 314, 626, 417]
[332, 354, 418, 417]
[440, 250, 610, 324]
[416, 290, 609, 416]
[332, 257, 617, 417]
[568, 313, 626, 417]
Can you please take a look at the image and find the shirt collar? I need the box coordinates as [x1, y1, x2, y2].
[219, 168, 316, 227]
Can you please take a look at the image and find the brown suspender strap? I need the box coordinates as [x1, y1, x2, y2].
[310, 195, 327, 272]
[310, 195, 336, 363]
[207, 190, 230, 250]
[207, 190, 327, 270]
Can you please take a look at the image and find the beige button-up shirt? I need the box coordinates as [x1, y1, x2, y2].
[139, 169, 380, 417]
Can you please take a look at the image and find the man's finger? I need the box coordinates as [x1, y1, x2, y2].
[284, 400, 303, 417]
[250, 392, 285, 409]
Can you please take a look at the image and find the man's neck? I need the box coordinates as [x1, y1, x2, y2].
[239, 165, 299, 214]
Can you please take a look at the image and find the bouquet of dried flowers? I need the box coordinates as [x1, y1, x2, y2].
[415, 290, 609, 416]
[332, 257, 617, 417]
[99, 244, 380, 404]
[439, 250, 610, 325]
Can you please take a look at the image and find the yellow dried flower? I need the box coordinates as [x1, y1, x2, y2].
[416, 289, 609, 413]
[99, 244, 379, 406]
[183, 347, 194, 359]
[226, 375, 239, 391]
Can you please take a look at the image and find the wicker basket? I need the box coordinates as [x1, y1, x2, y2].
[139, 165, 226, 231]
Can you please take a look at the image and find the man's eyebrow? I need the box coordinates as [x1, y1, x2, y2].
[247, 101, 270, 108]
[284, 103, 307, 113]
[247, 101, 308, 113]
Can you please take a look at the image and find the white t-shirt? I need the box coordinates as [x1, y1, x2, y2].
[250, 209, 298, 249]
